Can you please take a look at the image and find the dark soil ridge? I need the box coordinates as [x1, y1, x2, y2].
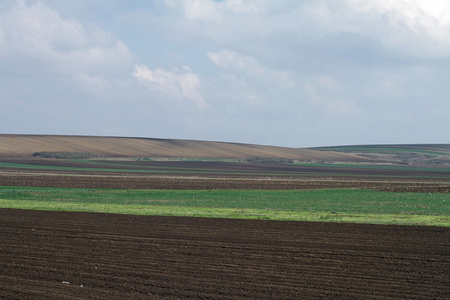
[0, 208, 448, 299]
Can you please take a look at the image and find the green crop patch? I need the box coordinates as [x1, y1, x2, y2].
[0, 186, 448, 226]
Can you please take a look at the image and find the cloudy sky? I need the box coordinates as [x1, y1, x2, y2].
[1, 0, 449, 147]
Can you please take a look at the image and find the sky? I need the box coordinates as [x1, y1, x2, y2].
[1, 0, 449, 148]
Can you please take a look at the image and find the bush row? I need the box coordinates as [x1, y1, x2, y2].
[32, 151, 102, 159]
[245, 157, 293, 164]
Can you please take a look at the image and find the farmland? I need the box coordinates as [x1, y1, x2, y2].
[0, 186, 449, 226]
[0, 135, 449, 298]
[0, 157, 449, 226]
[0, 134, 371, 161]
[1, 209, 448, 299]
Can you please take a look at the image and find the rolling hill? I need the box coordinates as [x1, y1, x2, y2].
[313, 144, 450, 165]
[0, 134, 448, 165]
[0, 134, 368, 162]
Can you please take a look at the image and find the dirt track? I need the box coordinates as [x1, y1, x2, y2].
[1, 209, 449, 299]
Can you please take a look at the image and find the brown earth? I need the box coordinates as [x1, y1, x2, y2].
[1, 159, 449, 192]
[2, 172, 450, 193]
[3, 134, 450, 167]
[4, 158, 448, 178]
[0, 134, 375, 162]
[2, 134, 450, 167]
[1, 209, 449, 299]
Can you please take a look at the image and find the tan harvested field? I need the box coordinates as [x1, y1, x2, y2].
[1, 209, 449, 299]
[0, 134, 374, 161]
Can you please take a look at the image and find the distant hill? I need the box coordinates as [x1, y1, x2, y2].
[0, 134, 370, 162]
[0, 135, 448, 166]
[312, 144, 450, 166]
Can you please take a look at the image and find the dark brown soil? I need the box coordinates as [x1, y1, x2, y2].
[3, 158, 450, 177]
[1, 208, 448, 299]
[1, 159, 449, 192]
[1, 172, 450, 192]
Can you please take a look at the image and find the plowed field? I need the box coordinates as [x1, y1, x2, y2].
[2, 172, 450, 193]
[1, 159, 449, 192]
[1, 158, 449, 298]
[1, 209, 449, 299]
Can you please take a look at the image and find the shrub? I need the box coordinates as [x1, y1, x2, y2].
[32, 151, 102, 159]
[246, 157, 293, 164]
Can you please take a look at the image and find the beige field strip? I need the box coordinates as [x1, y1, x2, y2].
[0, 134, 366, 161]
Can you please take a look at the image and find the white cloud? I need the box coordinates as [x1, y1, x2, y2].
[164, 0, 450, 60]
[0, 0, 136, 112]
[134, 64, 206, 108]
[207, 49, 293, 87]
[337, 1, 450, 58]
[1, 0, 449, 147]
[350, 0, 450, 36]
[304, 76, 358, 115]
[176, 0, 220, 21]
[0, 0, 133, 74]
[346, 0, 450, 57]
[208, 49, 263, 74]
[165, 0, 261, 22]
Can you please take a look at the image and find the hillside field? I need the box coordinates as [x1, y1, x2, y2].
[2, 134, 450, 166]
[0, 134, 367, 161]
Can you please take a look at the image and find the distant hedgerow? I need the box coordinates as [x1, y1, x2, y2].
[246, 157, 293, 164]
[32, 151, 102, 159]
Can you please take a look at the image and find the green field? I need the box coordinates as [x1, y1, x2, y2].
[0, 186, 448, 226]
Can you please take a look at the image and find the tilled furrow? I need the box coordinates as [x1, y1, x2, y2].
[1, 209, 448, 299]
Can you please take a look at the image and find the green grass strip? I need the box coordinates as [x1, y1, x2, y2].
[0, 199, 448, 226]
[0, 186, 448, 226]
